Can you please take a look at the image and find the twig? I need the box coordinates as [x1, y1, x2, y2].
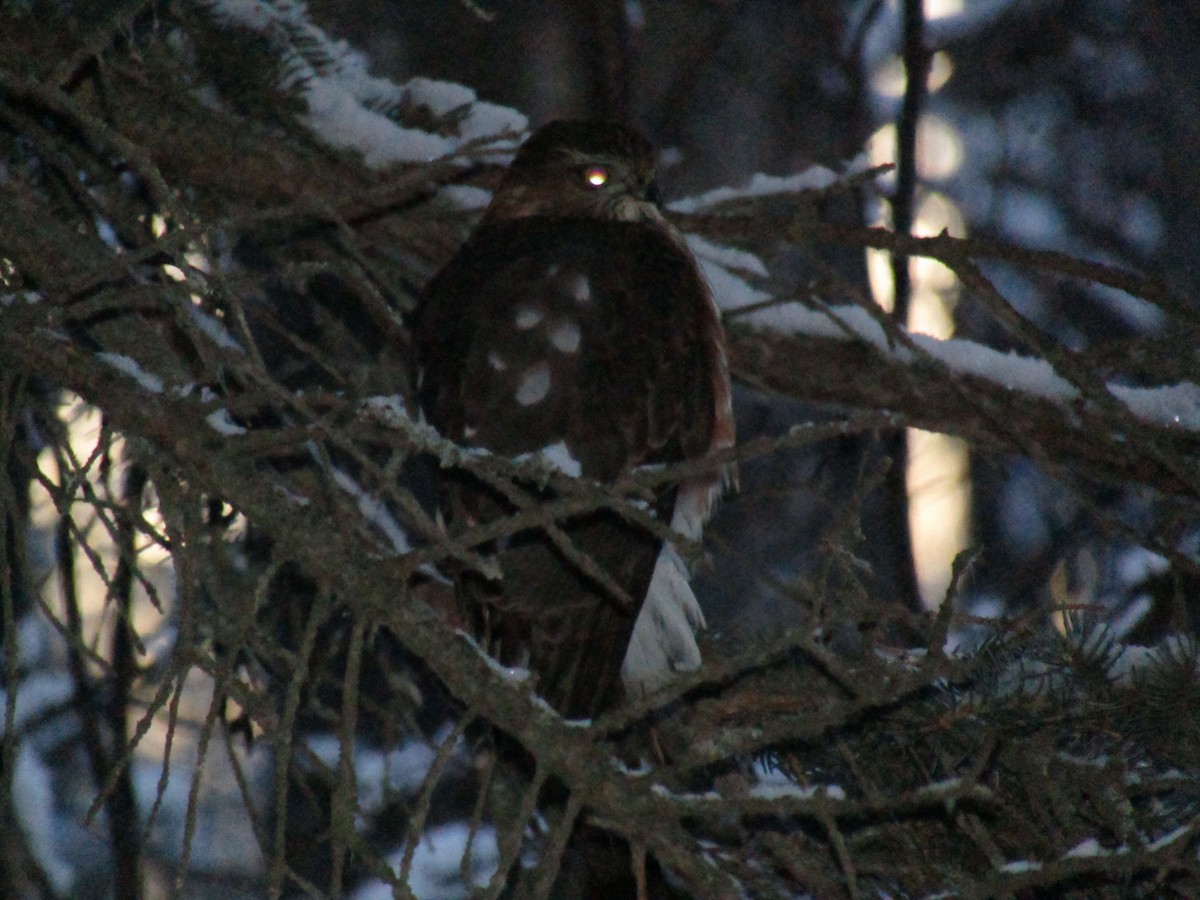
[268, 591, 334, 898]
[106, 462, 148, 899]
[328, 615, 367, 895]
[397, 714, 474, 885]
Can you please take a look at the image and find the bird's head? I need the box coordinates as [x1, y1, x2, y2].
[484, 120, 663, 224]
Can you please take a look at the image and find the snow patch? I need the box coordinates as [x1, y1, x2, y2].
[93, 215, 121, 252]
[404, 77, 526, 145]
[188, 306, 244, 352]
[513, 440, 582, 477]
[1148, 823, 1192, 852]
[97, 352, 164, 393]
[668, 156, 872, 213]
[13, 746, 75, 894]
[748, 782, 846, 801]
[303, 732, 466, 819]
[0, 290, 43, 306]
[1064, 838, 1105, 859]
[1109, 381, 1200, 430]
[439, 184, 493, 210]
[0, 673, 74, 734]
[209, 2, 526, 168]
[331, 467, 413, 554]
[303, 78, 451, 166]
[685, 234, 768, 278]
[998, 859, 1042, 874]
[205, 408, 247, 436]
[354, 822, 499, 899]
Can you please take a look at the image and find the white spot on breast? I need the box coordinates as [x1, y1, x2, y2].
[488, 352, 507, 371]
[515, 361, 551, 406]
[569, 274, 591, 304]
[548, 319, 581, 353]
[515, 305, 543, 330]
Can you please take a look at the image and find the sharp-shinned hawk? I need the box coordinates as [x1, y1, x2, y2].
[415, 120, 734, 719]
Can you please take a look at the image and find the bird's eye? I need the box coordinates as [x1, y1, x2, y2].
[582, 166, 609, 188]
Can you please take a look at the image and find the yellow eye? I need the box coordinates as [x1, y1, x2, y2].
[583, 166, 609, 188]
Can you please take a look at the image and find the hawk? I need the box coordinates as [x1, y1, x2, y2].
[415, 120, 734, 720]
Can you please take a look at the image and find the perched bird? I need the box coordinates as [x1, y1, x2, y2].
[415, 120, 734, 720]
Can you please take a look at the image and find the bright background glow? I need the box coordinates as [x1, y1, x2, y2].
[867, 41, 972, 609]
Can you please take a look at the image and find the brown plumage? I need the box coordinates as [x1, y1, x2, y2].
[415, 120, 733, 720]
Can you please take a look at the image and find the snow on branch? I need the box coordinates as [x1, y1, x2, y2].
[687, 232, 1200, 435]
[668, 153, 875, 214]
[208, 0, 527, 167]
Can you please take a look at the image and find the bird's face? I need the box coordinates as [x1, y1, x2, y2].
[483, 120, 663, 225]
